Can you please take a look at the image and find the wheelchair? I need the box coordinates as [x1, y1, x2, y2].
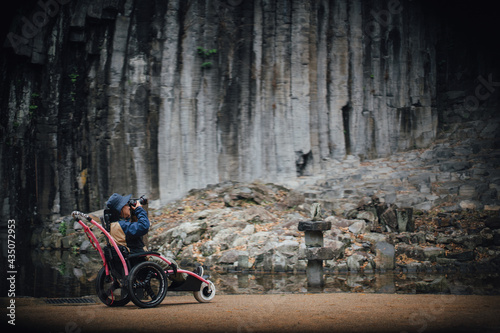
[72, 210, 216, 308]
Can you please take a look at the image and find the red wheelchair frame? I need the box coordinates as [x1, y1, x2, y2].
[72, 211, 215, 308]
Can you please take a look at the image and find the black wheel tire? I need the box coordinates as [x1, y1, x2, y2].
[95, 266, 130, 307]
[128, 261, 168, 308]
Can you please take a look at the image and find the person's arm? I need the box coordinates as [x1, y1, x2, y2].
[122, 206, 150, 236]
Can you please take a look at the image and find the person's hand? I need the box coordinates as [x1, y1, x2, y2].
[132, 201, 142, 210]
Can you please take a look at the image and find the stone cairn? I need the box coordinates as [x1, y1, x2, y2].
[298, 203, 334, 288]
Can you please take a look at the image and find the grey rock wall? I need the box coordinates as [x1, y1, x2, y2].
[0, 0, 495, 224]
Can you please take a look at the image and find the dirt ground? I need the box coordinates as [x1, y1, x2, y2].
[2, 293, 500, 333]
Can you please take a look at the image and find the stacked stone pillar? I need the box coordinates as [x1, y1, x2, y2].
[298, 220, 333, 288]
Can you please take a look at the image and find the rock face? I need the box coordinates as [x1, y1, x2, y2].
[1, 0, 499, 226]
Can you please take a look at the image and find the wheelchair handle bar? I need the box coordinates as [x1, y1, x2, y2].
[72, 211, 92, 222]
[71, 210, 130, 277]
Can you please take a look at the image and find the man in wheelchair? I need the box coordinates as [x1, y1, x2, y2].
[105, 193, 203, 279]
[106, 193, 148, 254]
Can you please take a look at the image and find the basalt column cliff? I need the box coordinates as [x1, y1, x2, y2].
[1, 0, 497, 226]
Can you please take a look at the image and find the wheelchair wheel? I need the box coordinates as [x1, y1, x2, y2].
[193, 280, 216, 303]
[95, 266, 130, 307]
[128, 261, 168, 308]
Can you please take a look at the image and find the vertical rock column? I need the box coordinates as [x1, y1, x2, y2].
[298, 220, 333, 288]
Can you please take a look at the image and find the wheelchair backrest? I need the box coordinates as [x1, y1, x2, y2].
[102, 207, 120, 232]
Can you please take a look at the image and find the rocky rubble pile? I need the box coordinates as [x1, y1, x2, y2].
[143, 181, 500, 276]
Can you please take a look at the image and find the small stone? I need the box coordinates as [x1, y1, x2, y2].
[73, 268, 84, 279]
[480, 228, 493, 242]
[459, 200, 477, 210]
[80, 240, 91, 252]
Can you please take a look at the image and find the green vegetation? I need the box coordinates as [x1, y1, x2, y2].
[69, 72, 79, 101]
[197, 47, 217, 69]
[68, 73, 79, 83]
[59, 221, 67, 236]
[29, 92, 40, 118]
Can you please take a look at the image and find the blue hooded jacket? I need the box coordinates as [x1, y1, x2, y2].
[106, 193, 150, 253]
[111, 206, 150, 253]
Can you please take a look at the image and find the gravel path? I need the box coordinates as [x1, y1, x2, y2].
[3, 293, 500, 333]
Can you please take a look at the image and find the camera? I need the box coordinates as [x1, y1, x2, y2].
[128, 195, 148, 209]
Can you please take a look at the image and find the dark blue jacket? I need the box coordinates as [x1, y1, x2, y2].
[110, 206, 150, 253]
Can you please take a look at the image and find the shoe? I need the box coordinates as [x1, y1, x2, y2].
[194, 266, 204, 277]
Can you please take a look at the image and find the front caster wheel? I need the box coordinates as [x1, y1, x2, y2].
[194, 280, 216, 303]
[128, 261, 168, 308]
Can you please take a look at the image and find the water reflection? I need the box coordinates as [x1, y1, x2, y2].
[9, 250, 500, 298]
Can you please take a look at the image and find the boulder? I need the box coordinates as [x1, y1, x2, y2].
[423, 246, 445, 261]
[356, 211, 377, 223]
[325, 215, 353, 228]
[248, 231, 273, 245]
[362, 232, 387, 245]
[459, 200, 481, 210]
[212, 228, 239, 251]
[347, 254, 365, 272]
[200, 240, 218, 257]
[396, 243, 425, 260]
[272, 252, 288, 271]
[416, 277, 450, 294]
[324, 239, 346, 259]
[281, 190, 306, 208]
[219, 250, 248, 264]
[239, 206, 277, 224]
[237, 254, 252, 269]
[166, 221, 207, 246]
[445, 251, 474, 261]
[374, 241, 395, 270]
[380, 206, 398, 231]
[396, 208, 414, 232]
[254, 251, 274, 271]
[348, 221, 366, 235]
[485, 216, 500, 229]
[276, 240, 300, 257]
[240, 224, 255, 235]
